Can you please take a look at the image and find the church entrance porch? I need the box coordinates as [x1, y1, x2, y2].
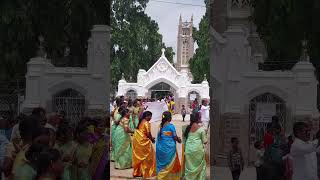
[149, 82, 175, 100]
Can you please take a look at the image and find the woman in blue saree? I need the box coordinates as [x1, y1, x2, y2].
[156, 111, 182, 180]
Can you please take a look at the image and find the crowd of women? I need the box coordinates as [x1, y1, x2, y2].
[111, 96, 209, 180]
[0, 108, 109, 180]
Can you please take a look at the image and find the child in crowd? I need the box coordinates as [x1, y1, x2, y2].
[181, 105, 187, 122]
[254, 141, 264, 180]
[228, 137, 244, 180]
[263, 124, 274, 148]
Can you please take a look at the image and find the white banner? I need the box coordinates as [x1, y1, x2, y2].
[190, 94, 197, 101]
[144, 102, 168, 122]
[255, 103, 276, 123]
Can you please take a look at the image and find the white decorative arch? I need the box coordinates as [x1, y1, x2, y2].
[125, 88, 138, 93]
[49, 81, 88, 97]
[247, 85, 289, 103]
[187, 89, 201, 95]
[145, 78, 179, 91]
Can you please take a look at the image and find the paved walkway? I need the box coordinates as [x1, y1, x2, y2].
[212, 167, 255, 180]
[111, 166, 255, 180]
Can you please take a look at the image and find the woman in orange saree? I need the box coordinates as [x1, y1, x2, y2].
[132, 111, 156, 178]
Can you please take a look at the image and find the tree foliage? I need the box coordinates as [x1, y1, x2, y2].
[189, 0, 210, 84]
[0, 0, 110, 82]
[251, 0, 320, 71]
[111, 0, 175, 92]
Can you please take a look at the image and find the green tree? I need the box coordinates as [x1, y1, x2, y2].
[0, 0, 109, 85]
[250, 0, 320, 76]
[189, 0, 210, 84]
[111, 0, 175, 93]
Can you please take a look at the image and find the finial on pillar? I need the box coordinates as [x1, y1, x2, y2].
[121, 73, 125, 80]
[64, 46, 70, 57]
[204, 74, 207, 81]
[300, 39, 310, 62]
[36, 35, 46, 58]
[161, 48, 166, 57]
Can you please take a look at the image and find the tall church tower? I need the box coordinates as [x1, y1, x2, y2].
[176, 15, 194, 77]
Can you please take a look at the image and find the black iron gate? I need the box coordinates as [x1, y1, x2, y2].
[248, 93, 286, 163]
[0, 94, 19, 119]
[149, 82, 175, 99]
[52, 89, 85, 125]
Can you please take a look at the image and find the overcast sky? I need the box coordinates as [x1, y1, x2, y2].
[145, 0, 206, 63]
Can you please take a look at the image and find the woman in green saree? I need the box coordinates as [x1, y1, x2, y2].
[14, 143, 44, 180]
[127, 100, 136, 130]
[113, 108, 134, 169]
[74, 123, 93, 180]
[183, 112, 208, 180]
[55, 123, 77, 180]
[111, 100, 124, 162]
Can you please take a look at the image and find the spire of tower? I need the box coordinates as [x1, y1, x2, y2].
[191, 14, 193, 23]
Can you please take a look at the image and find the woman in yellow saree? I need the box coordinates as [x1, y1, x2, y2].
[168, 99, 175, 116]
[132, 111, 156, 178]
[156, 111, 182, 180]
[183, 112, 207, 180]
[114, 108, 134, 169]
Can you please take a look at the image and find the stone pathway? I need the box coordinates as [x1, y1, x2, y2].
[212, 166, 255, 180]
[110, 165, 255, 180]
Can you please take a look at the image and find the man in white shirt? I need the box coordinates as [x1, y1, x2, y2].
[291, 121, 320, 180]
[200, 99, 210, 129]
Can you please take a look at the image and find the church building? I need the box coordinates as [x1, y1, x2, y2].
[116, 15, 209, 114]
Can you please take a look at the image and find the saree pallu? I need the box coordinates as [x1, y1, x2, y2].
[14, 163, 36, 180]
[90, 134, 109, 180]
[184, 127, 207, 180]
[113, 118, 132, 169]
[111, 112, 121, 162]
[132, 113, 139, 129]
[156, 123, 181, 180]
[128, 114, 138, 130]
[75, 143, 93, 180]
[132, 120, 156, 178]
[55, 141, 78, 180]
